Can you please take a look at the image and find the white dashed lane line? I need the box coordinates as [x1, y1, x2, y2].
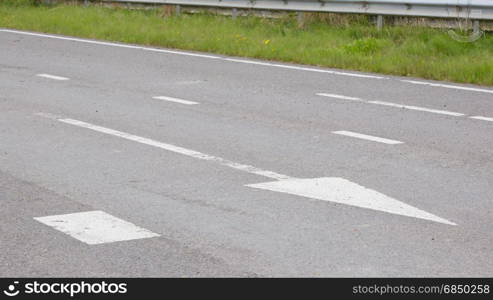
[470, 116, 493, 122]
[332, 130, 404, 145]
[367, 100, 465, 117]
[317, 93, 363, 102]
[401, 80, 493, 94]
[36, 73, 69, 81]
[223, 58, 385, 79]
[317, 93, 493, 121]
[152, 96, 199, 105]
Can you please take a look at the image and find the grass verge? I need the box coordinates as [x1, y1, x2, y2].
[1, 0, 492, 85]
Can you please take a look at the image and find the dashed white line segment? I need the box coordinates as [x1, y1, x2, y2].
[153, 96, 199, 105]
[36, 73, 69, 81]
[318, 93, 493, 122]
[401, 80, 493, 94]
[470, 116, 493, 122]
[224, 58, 385, 79]
[317, 93, 464, 117]
[367, 100, 465, 117]
[332, 130, 404, 145]
[316, 93, 363, 101]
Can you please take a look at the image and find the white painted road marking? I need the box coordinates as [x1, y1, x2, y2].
[36, 73, 69, 81]
[224, 58, 385, 79]
[0, 29, 220, 59]
[37, 114, 454, 225]
[316, 93, 363, 101]
[3, 29, 492, 94]
[368, 100, 464, 117]
[247, 178, 456, 225]
[153, 96, 199, 105]
[34, 211, 159, 245]
[401, 80, 493, 94]
[56, 117, 291, 181]
[332, 130, 403, 145]
[1, 29, 382, 80]
[470, 116, 493, 122]
[317, 93, 464, 117]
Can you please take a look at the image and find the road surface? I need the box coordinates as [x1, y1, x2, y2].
[1, 29, 492, 277]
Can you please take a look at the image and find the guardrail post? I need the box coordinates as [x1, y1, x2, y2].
[297, 12, 305, 27]
[473, 20, 480, 34]
[376, 15, 384, 30]
[232, 8, 238, 20]
[175, 5, 181, 16]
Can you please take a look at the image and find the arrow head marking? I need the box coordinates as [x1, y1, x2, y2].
[246, 177, 456, 226]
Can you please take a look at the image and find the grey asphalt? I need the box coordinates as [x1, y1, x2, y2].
[0, 29, 492, 277]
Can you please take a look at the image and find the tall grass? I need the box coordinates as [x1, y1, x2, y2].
[1, 2, 492, 85]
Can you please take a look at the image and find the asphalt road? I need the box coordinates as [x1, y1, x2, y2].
[1, 29, 492, 277]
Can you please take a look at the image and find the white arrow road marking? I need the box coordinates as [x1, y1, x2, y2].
[37, 113, 455, 225]
[247, 177, 456, 226]
[38, 115, 290, 181]
[34, 211, 159, 245]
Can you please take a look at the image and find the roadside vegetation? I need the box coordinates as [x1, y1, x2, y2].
[1, 0, 493, 85]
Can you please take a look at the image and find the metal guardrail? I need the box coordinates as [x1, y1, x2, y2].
[102, 0, 493, 20]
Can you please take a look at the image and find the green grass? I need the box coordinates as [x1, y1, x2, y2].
[1, 1, 493, 85]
